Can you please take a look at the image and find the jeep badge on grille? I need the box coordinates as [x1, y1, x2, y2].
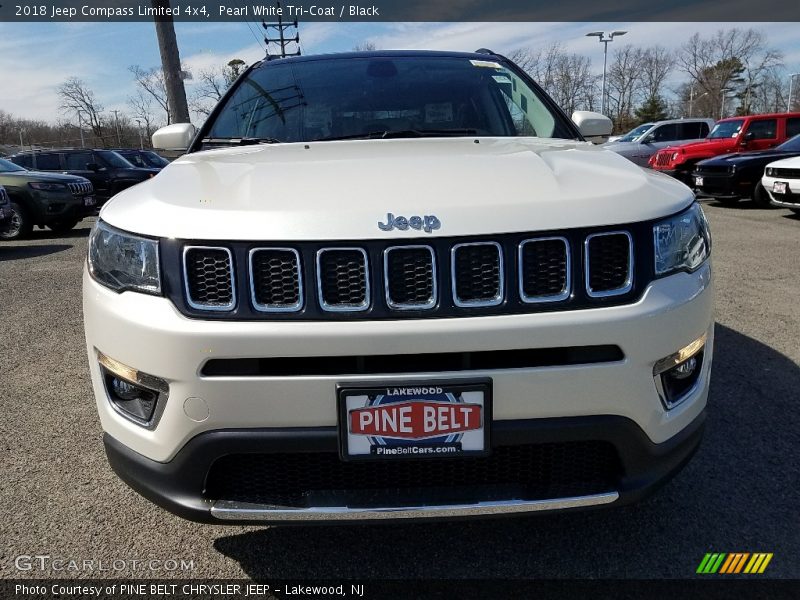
[378, 213, 441, 233]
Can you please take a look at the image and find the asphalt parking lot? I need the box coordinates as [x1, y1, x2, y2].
[1, 201, 799, 580]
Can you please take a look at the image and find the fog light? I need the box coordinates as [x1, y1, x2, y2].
[669, 356, 697, 380]
[654, 334, 706, 410]
[97, 351, 168, 427]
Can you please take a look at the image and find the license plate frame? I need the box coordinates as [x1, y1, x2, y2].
[694, 176, 704, 187]
[773, 181, 788, 194]
[337, 379, 492, 462]
[84, 195, 96, 206]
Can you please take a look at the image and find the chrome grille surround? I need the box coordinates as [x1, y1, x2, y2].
[383, 245, 437, 310]
[518, 236, 571, 303]
[450, 241, 504, 308]
[182, 246, 236, 311]
[315, 247, 370, 312]
[584, 231, 634, 298]
[248, 247, 303, 313]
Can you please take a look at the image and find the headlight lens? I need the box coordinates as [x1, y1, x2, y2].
[671, 152, 680, 161]
[653, 203, 711, 276]
[29, 182, 68, 191]
[88, 220, 161, 294]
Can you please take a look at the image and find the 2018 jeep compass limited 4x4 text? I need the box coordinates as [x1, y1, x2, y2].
[83, 50, 713, 523]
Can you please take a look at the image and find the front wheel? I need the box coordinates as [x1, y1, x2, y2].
[0, 202, 33, 240]
[46, 219, 80, 233]
[752, 183, 771, 207]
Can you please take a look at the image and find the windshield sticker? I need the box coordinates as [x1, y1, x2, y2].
[305, 106, 331, 130]
[492, 75, 512, 84]
[470, 59, 503, 69]
[425, 103, 454, 123]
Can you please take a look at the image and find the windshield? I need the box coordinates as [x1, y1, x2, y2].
[708, 119, 744, 139]
[96, 150, 135, 169]
[777, 134, 800, 152]
[617, 123, 653, 143]
[0, 158, 26, 172]
[203, 55, 575, 145]
[141, 151, 169, 167]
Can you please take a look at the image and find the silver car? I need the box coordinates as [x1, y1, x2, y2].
[604, 119, 716, 167]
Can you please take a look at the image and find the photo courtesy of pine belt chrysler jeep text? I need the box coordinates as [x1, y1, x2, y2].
[83, 50, 714, 523]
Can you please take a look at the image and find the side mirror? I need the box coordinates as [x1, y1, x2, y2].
[572, 111, 613, 144]
[152, 123, 196, 152]
[86, 162, 102, 172]
[641, 133, 656, 144]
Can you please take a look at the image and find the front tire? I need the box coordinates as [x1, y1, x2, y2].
[0, 202, 33, 240]
[752, 183, 771, 207]
[46, 219, 80, 233]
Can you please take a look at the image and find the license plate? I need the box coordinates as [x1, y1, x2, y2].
[338, 380, 491, 461]
[695, 176, 704, 187]
[773, 181, 788, 194]
[84, 195, 96, 206]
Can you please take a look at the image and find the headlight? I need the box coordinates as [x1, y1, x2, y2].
[766, 167, 774, 177]
[29, 182, 68, 191]
[671, 152, 680, 161]
[653, 203, 711, 276]
[88, 220, 161, 295]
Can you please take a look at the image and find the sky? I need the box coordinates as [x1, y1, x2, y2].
[1, 20, 799, 122]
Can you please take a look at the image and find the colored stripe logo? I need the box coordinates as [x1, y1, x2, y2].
[697, 553, 773, 574]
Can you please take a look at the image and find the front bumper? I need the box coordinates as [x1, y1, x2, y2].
[762, 175, 800, 208]
[692, 173, 747, 199]
[104, 411, 706, 524]
[85, 261, 713, 521]
[653, 167, 694, 186]
[32, 191, 96, 222]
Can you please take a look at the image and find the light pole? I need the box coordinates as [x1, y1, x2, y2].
[135, 119, 144, 150]
[112, 110, 122, 146]
[720, 88, 733, 119]
[689, 86, 708, 117]
[586, 30, 627, 115]
[788, 73, 800, 113]
[76, 111, 86, 148]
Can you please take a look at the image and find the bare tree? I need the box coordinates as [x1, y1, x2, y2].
[57, 77, 105, 144]
[678, 28, 781, 118]
[190, 59, 247, 118]
[352, 42, 377, 52]
[606, 45, 643, 131]
[128, 90, 159, 142]
[130, 65, 171, 124]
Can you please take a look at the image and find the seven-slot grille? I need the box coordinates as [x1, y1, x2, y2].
[179, 231, 636, 316]
[653, 153, 672, 168]
[68, 181, 93, 196]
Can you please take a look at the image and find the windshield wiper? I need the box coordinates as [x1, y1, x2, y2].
[312, 129, 479, 142]
[202, 137, 283, 146]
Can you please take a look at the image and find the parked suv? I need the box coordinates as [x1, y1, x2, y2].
[650, 112, 800, 184]
[0, 157, 95, 240]
[605, 118, 715, 166]
[84, 50, 713, 524]
[10, 149, 157, 204]
[693, 133, 800, 206]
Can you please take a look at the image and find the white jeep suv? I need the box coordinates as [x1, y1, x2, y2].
[83, 50, 714, 523]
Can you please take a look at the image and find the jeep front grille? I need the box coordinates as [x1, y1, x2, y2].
[173, 227, 640, 318]
[653, 152, 672, 168]
[68, 181, 93, 196]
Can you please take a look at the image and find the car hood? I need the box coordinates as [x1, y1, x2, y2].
[0, 170, 89, 184]
[699, 149, 800, 166]
[101, 137, 694, 241]
[764, 155, 800, 169]
[660, 139, 732, 154]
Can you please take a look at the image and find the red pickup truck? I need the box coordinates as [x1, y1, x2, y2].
[650, 112, 800, 185]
